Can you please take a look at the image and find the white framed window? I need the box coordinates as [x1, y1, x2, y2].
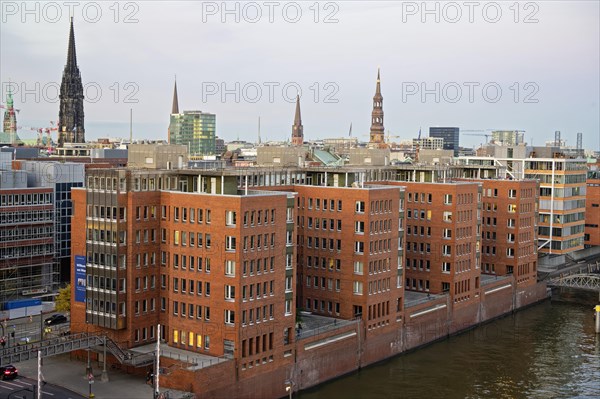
[226, 236, 237, 251]
[225, 310, 235, 325]
[443, 211, 453, 222]
[225, 285, 236, 300]
[443, 245, 452, 256]
[443, 229, 452, 239]
[355, 221, 365, 234]
[225, 260, 235, 276]
[444, 194, 453, 205]
[355, 241, 364, 254]
[226, 210, 237, 226]
[442, 262, 451, 273]
[285, 299, 292, 315]
[354, 261, 363, 275]
[285, 276, 293, 292]
[355, 201, 365, 213]
[353, 281, 363, 295]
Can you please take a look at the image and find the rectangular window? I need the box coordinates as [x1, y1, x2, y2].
[225, 260, 235, 276]
[353, 281, 363, 295]
[354, 261, 363, 275]
[225, 285, 236, 300]
[355, 201, 365, 213]
[225, 310, 235, 325]
[355, 241, 364, 254]
[226, 236, 237, 251]
[355, 221, 365, 234]
[226, 210, 237, 226]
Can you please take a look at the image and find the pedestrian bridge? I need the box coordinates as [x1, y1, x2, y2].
[547, 263, 600, 292]
[0, 332, 154, 368]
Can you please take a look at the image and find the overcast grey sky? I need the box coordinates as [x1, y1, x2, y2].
[1, 1, 599, 149]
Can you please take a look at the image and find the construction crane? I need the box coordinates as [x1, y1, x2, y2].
[463, 131, 492, 143]
[463, 129, 526, 145]
[17, 122, 58, 152]
[385, 130, 401, 144]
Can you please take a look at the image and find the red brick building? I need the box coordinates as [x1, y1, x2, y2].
[585, 169, 600, 247]
[294, 184, 404, 331]
[478, 179, 539, 287]
[400, 182, 481, 305]
[70, 169, 296, 374]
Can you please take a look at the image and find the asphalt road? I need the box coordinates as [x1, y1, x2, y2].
[1, 313, 69, 348]
[0, 376, 85, 399]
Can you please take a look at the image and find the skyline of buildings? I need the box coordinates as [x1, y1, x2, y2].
[0, 13, 599, 398]
[2, 5, 599, 150]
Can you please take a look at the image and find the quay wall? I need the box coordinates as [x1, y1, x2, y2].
[161, 281, 549, 398]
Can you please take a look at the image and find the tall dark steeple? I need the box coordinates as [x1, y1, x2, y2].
[291, 95, 303, 146]
[171, 78, 179, 114]
[369, 68, 384, 145]
[58, 17, 85, 147]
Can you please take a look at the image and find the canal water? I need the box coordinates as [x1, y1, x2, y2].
[299, 293, 600, 399]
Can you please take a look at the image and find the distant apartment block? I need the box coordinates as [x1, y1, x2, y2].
[412, 137, 444, 151]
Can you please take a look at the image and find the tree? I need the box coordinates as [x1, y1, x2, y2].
[55, 284, 71, 313]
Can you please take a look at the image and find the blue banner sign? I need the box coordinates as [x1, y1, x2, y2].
[75, 255, 86, 303]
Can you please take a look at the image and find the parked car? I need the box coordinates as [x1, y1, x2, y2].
[44, 314, 68, 326]
[0, 365, 18, 380]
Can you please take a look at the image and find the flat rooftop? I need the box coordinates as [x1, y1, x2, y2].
[296, 312, 357, 340]
[130, 342, 230, 371]
[405, 291, 447, 308]
[481, 274, 511, 286]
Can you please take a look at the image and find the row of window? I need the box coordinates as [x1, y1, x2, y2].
[305, 217, 342, 231]
[241, 305, 275, 326]
[172, 330, 210, 350]
[304, 298, 341, 315]
[0, 210, 54, 224]
[172, 300, 211, 320]
[133, 325, 155, 343]
[167, 206, 212, 224]
[0, 226, 53, 241]
[242, 257, 277, 276]
[306, 275, 341, 291]
[0, 244, 54, 258]
[301, 197, 343, 212]
[242, 280, 276, 300]
[368, 278, 391, 295]
[242, 209, 276, 226]
[0, 193, 52, 206]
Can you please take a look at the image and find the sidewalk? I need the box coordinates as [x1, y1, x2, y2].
[16, 353, 192, 399]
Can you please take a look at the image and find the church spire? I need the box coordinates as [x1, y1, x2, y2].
[58, 17, 85, 146]
[67, 18, 77, 69]
[171, 77, 179, 114]
[369, 68, 384, 145]
[291, 95, 303, 146]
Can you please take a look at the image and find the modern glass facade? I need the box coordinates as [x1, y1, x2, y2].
[429, 127, 459, 156]
[169, 111, 216, 156]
